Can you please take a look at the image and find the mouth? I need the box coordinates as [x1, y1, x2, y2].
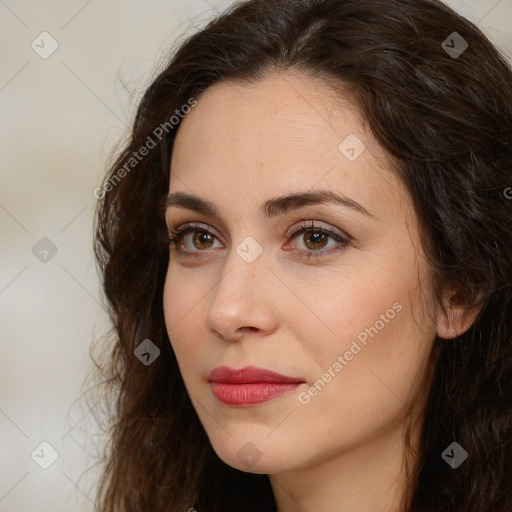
[207, 365, 306, 407]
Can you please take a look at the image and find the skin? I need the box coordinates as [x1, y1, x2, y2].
[162, 71, 479, 512]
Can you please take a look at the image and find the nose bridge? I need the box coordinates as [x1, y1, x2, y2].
[212, 241, 265, 308]
[205, 239, 277, 337]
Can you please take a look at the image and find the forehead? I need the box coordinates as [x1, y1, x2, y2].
[172, 72, 365, 165]
[169, 72, 407, 222]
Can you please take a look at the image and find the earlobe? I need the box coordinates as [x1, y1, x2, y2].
[436, 290, 484, 340]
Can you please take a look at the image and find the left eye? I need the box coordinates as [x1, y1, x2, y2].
[167, 221, 350, 261]
[284, 224, 350, 260]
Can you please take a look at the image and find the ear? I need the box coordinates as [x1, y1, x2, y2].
[436, 289, 484, 340]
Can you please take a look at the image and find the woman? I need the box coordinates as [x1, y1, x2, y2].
[92, 0, 512, 510]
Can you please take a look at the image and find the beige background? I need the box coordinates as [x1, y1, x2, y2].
[0, 0, 511, 510]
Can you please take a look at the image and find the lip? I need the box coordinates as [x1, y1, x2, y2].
[208, 365, 304, 384]
[208, 365, 306, 407]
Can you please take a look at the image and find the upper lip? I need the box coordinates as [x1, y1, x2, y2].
[208, 365, 305, 384]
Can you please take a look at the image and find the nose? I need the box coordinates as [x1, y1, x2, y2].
[205, 246, 279, 342]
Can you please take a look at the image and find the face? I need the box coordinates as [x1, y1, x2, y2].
[163, 71, 439, 475]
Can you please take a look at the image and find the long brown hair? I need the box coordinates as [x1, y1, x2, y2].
[91, 0, 512, 510]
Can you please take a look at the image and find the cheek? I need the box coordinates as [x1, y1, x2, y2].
[297, 261, 436, 400]
[300, 279, 435, 418]
[295, 269, 399, 363]
[163, 270, 205, 373]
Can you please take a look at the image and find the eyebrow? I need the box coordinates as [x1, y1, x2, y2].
[165, 190, 375, 219]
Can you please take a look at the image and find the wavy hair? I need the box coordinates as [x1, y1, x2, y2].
[91, 0, 512, 510]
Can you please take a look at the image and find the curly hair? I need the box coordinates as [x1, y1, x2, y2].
[91, 0, 512, 510]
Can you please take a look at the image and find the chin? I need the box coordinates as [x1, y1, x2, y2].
[207, 431, 303, 475]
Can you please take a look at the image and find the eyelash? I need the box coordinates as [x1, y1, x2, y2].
[166, 219, 351, 261]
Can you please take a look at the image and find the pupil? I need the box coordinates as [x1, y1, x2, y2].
[196, 232, 212, 248]
[308, 231, 325, 249]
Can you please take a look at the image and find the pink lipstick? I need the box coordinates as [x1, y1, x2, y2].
[208, 365, 305, 407]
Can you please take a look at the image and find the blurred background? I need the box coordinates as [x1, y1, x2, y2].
[0, 0, 511, 510]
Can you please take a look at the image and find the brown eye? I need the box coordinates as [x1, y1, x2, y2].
[284, 221, 351, 261]
[300, 230, 329, 251]
[190, 231, 215, 250]
[167, 223, 222, 256]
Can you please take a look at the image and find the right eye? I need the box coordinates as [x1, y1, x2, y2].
[167, 223, 224, 258]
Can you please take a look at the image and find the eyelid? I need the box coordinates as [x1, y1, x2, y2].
[283, 216, 352, 241]
[167, 220, 223, 240]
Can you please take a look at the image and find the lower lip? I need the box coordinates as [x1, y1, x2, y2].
[210, 382, 303, 406]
